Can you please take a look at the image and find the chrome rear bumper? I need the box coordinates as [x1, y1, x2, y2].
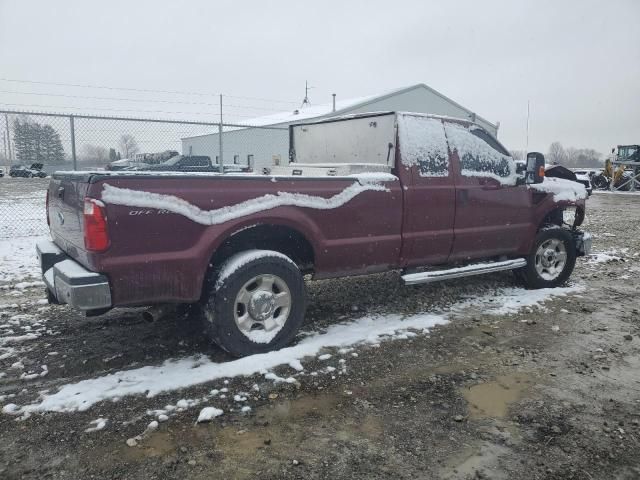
[37, 240, 112, 310]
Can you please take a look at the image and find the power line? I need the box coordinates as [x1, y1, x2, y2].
[0, 103, 277, 119]
[0, 77, 218, 97]
[0, 77, 300, 106]
[0, 89, 292, 113]
[224, 94, 298, 106]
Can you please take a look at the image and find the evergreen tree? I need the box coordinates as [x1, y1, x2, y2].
[31, 123, 43, 163]
[109, 148, 118, 161]
[13, 119, 32, 163]
[12, 120, 65, 164]
[41, 125, 65, 164]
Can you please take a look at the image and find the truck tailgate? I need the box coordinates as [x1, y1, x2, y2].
[47, 172, 92, 266]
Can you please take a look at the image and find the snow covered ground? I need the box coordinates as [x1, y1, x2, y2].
[3, 282, 580, 421]
[0, 181, 49, 283]
[0, 235, 48, 283]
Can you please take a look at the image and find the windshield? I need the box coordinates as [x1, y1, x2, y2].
[619, 146, 638, 160]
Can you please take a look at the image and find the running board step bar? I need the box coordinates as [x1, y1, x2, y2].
[402, 258, 527, 285]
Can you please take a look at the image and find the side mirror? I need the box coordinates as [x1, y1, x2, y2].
[526, 152, 545, 184]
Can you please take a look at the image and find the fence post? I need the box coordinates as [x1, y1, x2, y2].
[218, 94, 224, 174]
[69, 115, 77, 170]
[4, 113, 11, 163]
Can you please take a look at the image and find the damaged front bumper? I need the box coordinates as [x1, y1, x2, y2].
[573, 230, 592, 257]
[37, 240, 112, 311]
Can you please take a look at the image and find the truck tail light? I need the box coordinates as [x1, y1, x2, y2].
[83, 198, 110, 252]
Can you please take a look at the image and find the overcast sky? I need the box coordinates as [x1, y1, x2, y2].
[0, 0, 638, 154]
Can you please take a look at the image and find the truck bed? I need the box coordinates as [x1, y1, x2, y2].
[47, 170, 403, 306]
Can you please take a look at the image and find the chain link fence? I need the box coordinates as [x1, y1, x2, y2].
[0, 110, 288, 239]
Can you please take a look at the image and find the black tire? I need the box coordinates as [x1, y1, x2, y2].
[516, 227, 577, 289]
[202, 250, 306, 357]
[592, 175, 609, 190]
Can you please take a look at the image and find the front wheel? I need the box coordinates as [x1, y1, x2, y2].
[202, 250, 306, 357]
[592, 174, 609, 190]
[517, 227, 577, 289]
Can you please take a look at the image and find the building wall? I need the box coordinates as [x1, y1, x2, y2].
[181, 87, 498, 171]
[343, 88, 497, 136]
[182, 127, 289, 171]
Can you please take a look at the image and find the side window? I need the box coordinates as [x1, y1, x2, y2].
[444, 122, 516, 184]
[397, 115, 449, 177]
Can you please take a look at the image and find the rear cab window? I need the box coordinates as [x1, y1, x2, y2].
[397, 114, 449, 177]
[443, 122, 517, 185]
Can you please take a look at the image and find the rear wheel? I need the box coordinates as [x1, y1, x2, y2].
[517, 228, 576, 289]
[202, 250, 306, 357]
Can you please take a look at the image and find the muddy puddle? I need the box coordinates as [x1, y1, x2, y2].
[462, 373, 535, 419]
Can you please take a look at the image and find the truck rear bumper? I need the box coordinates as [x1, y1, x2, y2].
[37, 240, 112, 310]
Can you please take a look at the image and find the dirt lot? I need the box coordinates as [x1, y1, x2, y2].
[0, 180, 639, 480]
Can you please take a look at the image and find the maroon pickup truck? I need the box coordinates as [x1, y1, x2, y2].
[39, 112, 591, 356]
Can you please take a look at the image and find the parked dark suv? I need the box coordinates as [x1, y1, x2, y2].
[9, 163, 47, 178]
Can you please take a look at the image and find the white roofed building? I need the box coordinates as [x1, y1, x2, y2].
[181, 83, 498, 171]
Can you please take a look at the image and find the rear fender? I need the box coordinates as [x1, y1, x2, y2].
[196, 214, 321, 296]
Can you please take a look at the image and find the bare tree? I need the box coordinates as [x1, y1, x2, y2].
[118, 134, 139, 159]
[565, 147, 579, 166]
[547, 142, 566, 165]
[573, 148, 602, 168]
[80, 144, 109, 164]
[509, 149, 525, 161]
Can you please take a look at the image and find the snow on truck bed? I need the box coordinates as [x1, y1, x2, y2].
[101, 174, 396, 226]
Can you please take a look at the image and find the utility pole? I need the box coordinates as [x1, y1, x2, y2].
[525, 100, 530, 158]
[218, 94, 224, 173]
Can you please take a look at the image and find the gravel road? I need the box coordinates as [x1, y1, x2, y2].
[0, 181, 639, 480]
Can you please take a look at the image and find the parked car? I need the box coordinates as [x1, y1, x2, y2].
[547, 165, 592, 196]
[38, 112, 590, 357]
[106, 150, 180, 171]
[9, 163, 47, 178]
[105, 158, 136, 171]
[0, 167, 4, 178]
[572, 168, 599, 179]
[573, 172, 593, 196]
[133, 155, 251, 173]
[136, 155, 216, 172]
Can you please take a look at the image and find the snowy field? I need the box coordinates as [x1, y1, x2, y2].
[0, 178, 49, 283]
[0, 181, 639, 478]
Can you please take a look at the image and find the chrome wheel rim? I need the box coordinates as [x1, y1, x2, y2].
[234, 274, 291, 342]
[534, 238, 567, 281]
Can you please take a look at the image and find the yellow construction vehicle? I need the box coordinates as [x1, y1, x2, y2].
[592, 145, 639, 190]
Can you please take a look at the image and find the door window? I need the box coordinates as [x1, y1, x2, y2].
[397, 114, 449, 177]
[444, 122, 516, 185]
